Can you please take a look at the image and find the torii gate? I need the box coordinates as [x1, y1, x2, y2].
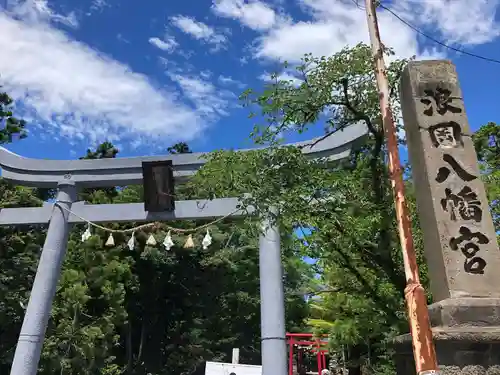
[0, 122, 367, 375]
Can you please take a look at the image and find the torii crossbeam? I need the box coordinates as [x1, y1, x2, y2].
[0, 122, 367, 375]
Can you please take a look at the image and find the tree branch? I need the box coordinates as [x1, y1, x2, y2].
[324, 233, 400, 322]
[340, 78, 380, 140]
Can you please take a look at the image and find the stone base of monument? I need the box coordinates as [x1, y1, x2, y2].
[394, 298, 500, 375]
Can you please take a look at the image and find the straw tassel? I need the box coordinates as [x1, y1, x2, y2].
[146, 233, 157, 246]
[183, 234, 194, 248]
[163, 231, 174, 250]
[127, 232, 135, 251]
[81, 224, 92, 242]
[105, 233, 115, 247]
[202, 229, 212, 250]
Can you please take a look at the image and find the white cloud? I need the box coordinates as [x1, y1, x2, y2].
[170, 15, 227, 50]
[211, 0, 281, 31]
[218, 75, 246, 88]
[116, 33, 129, 43]
[392, 0, 500, 46]
[168, 73, 236, 120]
[149, 36, 178, 52]
[200, 70, 213, 80]
[255, 2, 421, 62]
[89, 0, 110, 14]
[239, 56, 248, 65]
[0, 12, 208, 149]
[259, 72, 302, 86]
[246, 0, 500, 63]
[158, 59, 236, 119]
[8, 0, 79, 28]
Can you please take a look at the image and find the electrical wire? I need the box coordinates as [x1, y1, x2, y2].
[349, 0, 500, 64]
[377, 3, 500, 65]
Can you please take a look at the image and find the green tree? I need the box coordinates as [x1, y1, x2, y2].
[0, 88, 27, 143]
[0, 90, 41, 373]
[167, 142, 192, 154]
[81, 142, 119, 159]
[192, 44, 418, 374]
[79, 141, 120, 203]
[473, 121, 499, 232]
[0, 184, 45, 373]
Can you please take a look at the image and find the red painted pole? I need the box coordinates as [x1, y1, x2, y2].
[316, 341, 322, 375]
[289, 337, 294, 375]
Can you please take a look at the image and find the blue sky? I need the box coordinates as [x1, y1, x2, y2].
[0, 0, 499, 160]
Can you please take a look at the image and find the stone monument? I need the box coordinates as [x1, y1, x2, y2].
[395, 60, 500, 374]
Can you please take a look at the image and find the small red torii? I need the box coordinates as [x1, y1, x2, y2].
[286, 333, 329, 375]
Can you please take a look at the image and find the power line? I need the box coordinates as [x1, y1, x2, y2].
[350, 0, 500, 64]
[377, 3, 500, 65]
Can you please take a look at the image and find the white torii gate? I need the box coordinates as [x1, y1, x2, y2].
[0, 122, 367, 375]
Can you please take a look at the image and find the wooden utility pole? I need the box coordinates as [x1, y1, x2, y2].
[363, 0, 440, 374]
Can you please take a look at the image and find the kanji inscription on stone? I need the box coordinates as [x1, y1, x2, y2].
[428, 122, 462, 149]
[440, 186, 482, 223]
[400, 60, 500, 302]
[420, 87, 462, 116]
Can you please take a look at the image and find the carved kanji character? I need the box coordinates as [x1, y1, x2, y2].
[440, 186, 482, 222]
[449, 226, 489, 275]
[464, 256, 487, 274]
[435, 154, 477, 183]
[420, 87, 462, 116]
[449, 226, 489, 250]
[429, 122, 462, 148]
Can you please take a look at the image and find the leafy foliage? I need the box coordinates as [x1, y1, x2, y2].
[0, 89, 27, 143]
[240, 44, 407, 147]
[0, 90, 43, 373]
[473, 121, 499, 233]
[167, 142, 192, 154]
